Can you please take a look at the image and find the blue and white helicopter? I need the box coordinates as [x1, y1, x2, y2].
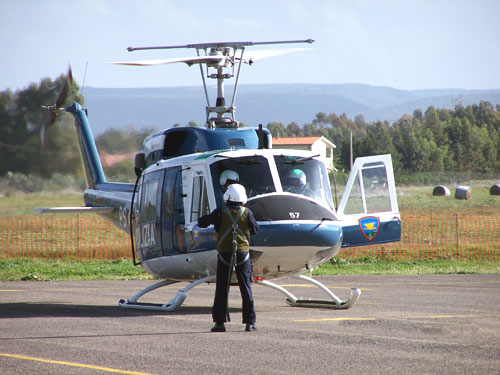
[39, 39, 401, 311]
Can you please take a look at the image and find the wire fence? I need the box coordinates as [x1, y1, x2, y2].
[1, 214, 499, 261]
[0, 215, 130, 261]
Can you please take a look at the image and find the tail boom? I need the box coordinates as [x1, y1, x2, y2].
[65, 102, 106, 189]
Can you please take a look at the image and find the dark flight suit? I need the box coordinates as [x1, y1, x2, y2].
[198, 202, 259, 325]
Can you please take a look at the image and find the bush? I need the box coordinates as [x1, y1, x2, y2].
[1, 172, 84, 195]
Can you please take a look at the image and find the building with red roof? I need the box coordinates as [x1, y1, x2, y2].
[272, 136, 336, 170]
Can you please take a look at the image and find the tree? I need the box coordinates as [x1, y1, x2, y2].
[0, 72, 82, 177]
[423, 107, 446, 146]
[312, 112, 329, 128]
[266, 121, 288, 137]
[286, 122, 301, 136]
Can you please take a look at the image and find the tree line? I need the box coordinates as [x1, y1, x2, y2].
[267, 103, 500, 177]
[0, 73, 83, 178]
[1, 74, 500, 183]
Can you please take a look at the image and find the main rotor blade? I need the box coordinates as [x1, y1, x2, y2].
[109, 47, 311, 68]
[109, 55, 225, 67]
[238, 48, 312, 63]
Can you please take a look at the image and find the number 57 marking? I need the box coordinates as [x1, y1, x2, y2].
[289, 212, 300, 219]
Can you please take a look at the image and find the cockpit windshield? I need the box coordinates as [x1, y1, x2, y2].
[210, 155, 276, 207]
[274, 155, 334, 210]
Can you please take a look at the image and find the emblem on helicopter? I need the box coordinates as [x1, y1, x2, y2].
[358, 216, 380, 241]
[192, 224, 201, 245]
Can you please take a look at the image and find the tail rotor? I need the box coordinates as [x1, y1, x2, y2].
[40, 66, 73, 146]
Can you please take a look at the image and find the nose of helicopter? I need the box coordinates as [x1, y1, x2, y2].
[246, 194, 342, 277]
[246, 193, 336, 222]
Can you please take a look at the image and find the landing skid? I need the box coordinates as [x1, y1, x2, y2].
[118, 275, 215, 312]
[256, 274, 360, 309]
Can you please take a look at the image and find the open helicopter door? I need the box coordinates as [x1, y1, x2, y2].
[336, 154, 401, 247]
[135, 170, 165, 261]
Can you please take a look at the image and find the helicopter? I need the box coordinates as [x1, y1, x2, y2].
[38, 39, 401, 311]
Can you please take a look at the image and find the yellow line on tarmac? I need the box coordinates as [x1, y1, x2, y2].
[295, 317, 377, 322]
[400, 313, 500, 320]
[0, 353, 152, 375]
[0, 289, 22, 292]
[295, 313, 500, 323]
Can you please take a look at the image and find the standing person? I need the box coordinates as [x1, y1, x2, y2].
[198, 183, 259, 332]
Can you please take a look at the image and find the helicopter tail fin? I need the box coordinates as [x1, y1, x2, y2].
[65, 102, 106, 189]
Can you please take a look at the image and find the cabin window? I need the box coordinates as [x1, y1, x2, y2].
[140, 172, 162, 224]
[190, 175, 210, 222]
[210, 155, 276, 207]
[274, 155, 334, 210]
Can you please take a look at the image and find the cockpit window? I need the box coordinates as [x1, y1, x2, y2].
[274, 155, 334, 210]
[210, 155, 276, 206]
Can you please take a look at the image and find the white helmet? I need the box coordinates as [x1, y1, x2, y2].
[219, 169, 239, 186]
[223, 183, 247, 204]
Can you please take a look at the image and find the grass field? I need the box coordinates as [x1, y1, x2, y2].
[0, 258, 153, 281]
[1, 258, 498, 282]
[397, 183, 500, 216]
[0, 193, 84, 216]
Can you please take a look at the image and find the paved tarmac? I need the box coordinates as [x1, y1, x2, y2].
[1, 274, 500, 375]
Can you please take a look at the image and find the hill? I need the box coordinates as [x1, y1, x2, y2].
[82, 84, 500, 134]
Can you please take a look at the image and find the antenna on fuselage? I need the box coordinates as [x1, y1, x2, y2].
[113, 39, 314, 128]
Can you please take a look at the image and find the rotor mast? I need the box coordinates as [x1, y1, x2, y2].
[126, 39, 314, 128]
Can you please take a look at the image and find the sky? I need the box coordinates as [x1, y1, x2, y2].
[1, 0, 499, 92]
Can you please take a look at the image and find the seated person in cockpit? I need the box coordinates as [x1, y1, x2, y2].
[219, 169, 239, 190]
[283, 168, 308, 195]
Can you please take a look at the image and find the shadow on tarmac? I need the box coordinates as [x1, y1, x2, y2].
[0, 302, 220, 319]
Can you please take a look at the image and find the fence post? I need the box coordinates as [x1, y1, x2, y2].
[455, 214, 459, 259]
[77, 213, 81, 254]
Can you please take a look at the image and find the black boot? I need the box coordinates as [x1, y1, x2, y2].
[245, 323, 257, 332]
[211, 323, 226, 332]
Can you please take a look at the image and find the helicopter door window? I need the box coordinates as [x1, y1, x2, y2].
[190, 175, 210, 222]
[141, 179, 160, 222]
[343, 162, 391, 215]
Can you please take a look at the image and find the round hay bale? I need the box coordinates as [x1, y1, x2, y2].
[490, 184, 500, 195]
[432, 185, 450, 196]
[455, 186, 471, 200]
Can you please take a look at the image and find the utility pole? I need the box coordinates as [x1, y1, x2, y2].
[349, 131, 353, 170]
